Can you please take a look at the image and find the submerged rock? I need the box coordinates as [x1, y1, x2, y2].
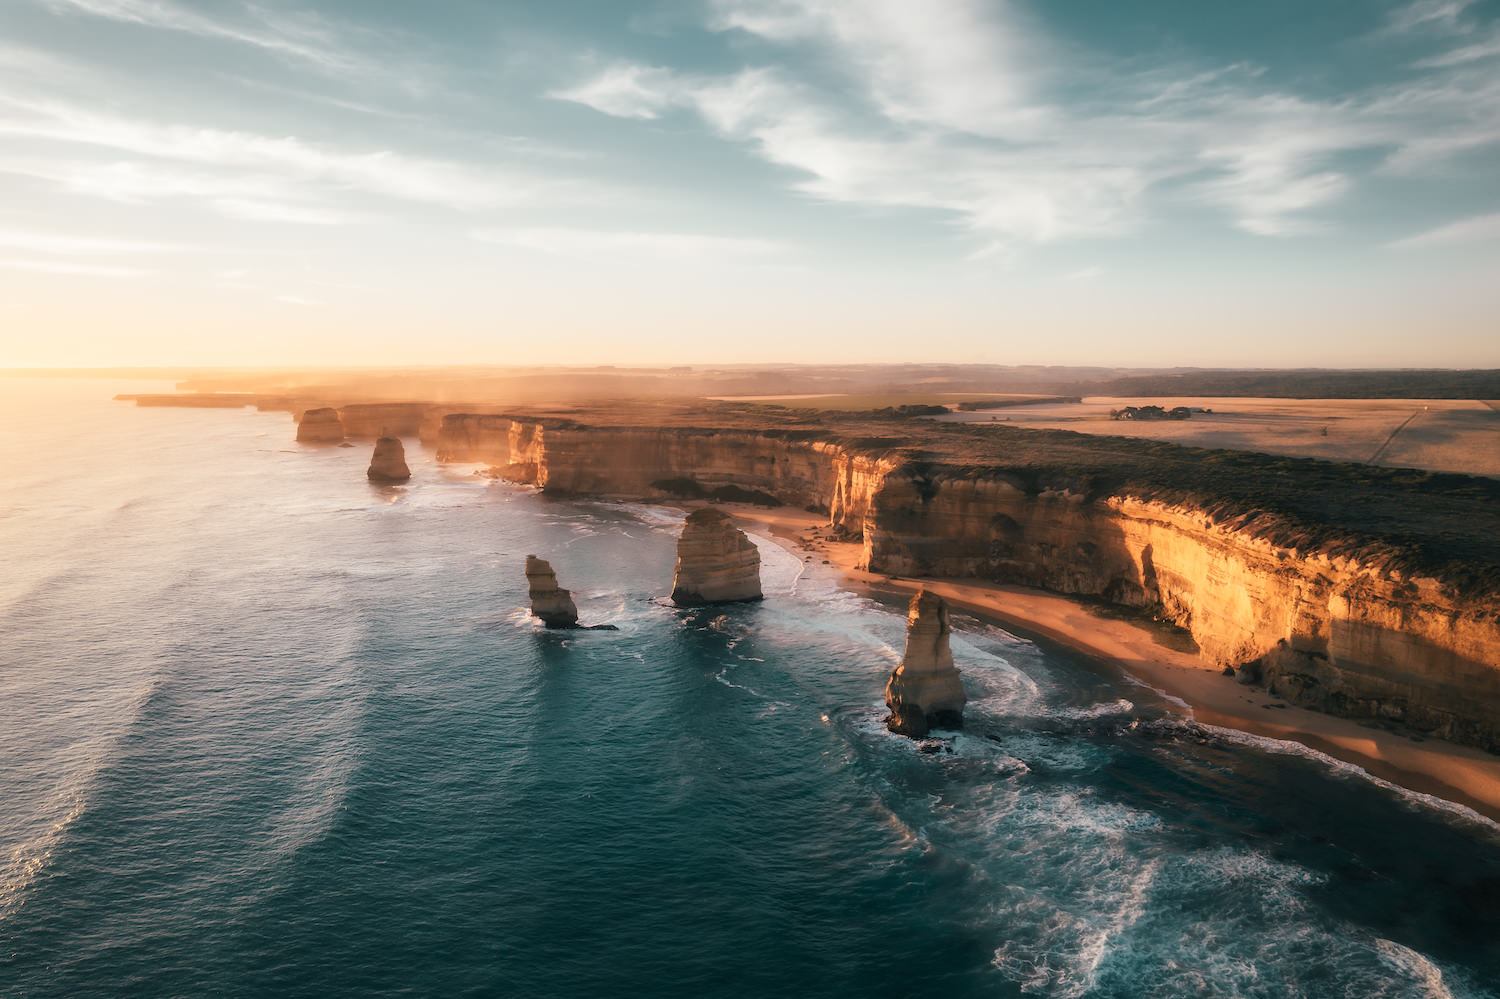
[367, 436, 411, 483]
[885, 589, 967, 738]
[670, 507, 763, 606]
[296, 407, 345, 443]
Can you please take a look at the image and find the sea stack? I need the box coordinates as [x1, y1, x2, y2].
[366, 436, 411, 482]
[525, 555, 580, 628]
[670, 507, 763, 606]
[884, 589, 966, 737]
[296, 407, 344, 443]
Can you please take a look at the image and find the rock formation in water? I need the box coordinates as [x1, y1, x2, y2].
[670, 508, 763, 606]
[366, 437, 411, 483]
[525, 555, 580, 628]
[884, 589, 967, 737]
[480, 417, 1500, 751]
[296, 407, 345, 443]
[523, 556, 619, 631]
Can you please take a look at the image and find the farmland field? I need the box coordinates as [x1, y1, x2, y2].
[935, 396, 1500, 476]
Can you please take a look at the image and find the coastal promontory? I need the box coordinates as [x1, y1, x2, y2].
[885, 589, 967, 737]
[367, 437, 411, 482]
[670, 508, 763, 606]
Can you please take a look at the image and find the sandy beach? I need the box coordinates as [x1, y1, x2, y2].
[716, 504, 1500, 823]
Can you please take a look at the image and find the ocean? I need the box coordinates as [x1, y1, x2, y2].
[2, 377, 1498, 998]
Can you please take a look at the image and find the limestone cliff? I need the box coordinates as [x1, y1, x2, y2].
[884, 590, 967, 737]
[339, 403, 429, 439]
[436, 416, 1500, 751]
[436, 414, 515, 463]
[367, 437, 411, 483]
[525, 555, 579, 628]
[671, 508, 763, 606]
[296, 407, 345, 443]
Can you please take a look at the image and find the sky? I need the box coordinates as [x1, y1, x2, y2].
[0, 0, 1497, 368]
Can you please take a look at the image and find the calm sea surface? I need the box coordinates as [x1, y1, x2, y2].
[2, 378, 1499, 998]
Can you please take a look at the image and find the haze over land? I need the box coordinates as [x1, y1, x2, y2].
[2, 0, 1499, 367]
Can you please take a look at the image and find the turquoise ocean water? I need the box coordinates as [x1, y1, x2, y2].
[2, 378, 1498, 998]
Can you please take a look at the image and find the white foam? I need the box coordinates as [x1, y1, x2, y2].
[1375, 939, 1455, 999]
[1120, 673, 1193, 714]
[1200, 723, 1500, 837]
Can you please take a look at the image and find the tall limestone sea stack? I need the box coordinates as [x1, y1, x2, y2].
[296, 407, 344, 443]
[367, 436, 411, 482]
[670, 508, 763, 606]
[885, 589, 967, 737]
[525, 555, 580, 628]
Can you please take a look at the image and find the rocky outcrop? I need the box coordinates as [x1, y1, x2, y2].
[477, 418, 1500, 752]
[296, 407, 345, 443]
[671, 508, 763, 606]
[367, 437, 411, 482]
[525, 555, 578, 628]
[885, 590, 967, 737]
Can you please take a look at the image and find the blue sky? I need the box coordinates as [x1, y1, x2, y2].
[0, 0, 1497, 366]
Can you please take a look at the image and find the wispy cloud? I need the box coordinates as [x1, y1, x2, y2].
[0, 257, 148, 277]
[1384, 0, 1477, 35]
[1388, 210, 1500, 248]
[212, 198, 361, 225]
[554, 0, 1500, 253]
[0, 96, 517, 224]
[38, 0, 366, 76]
[0, 229, 184, 254]
[473, 227, 787, 260]
[548, 64, 679, 119]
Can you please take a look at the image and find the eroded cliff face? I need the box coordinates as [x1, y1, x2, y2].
[436, 414, 514, 463]
[438, 417, 1500, 751]
[296, 407, 345, 443]
[864, 469, 1500, 749]
[367, 437, 411, 483]
[501, 423, 900, 520]
[339, 403, 429, 439]
[525, 555, 579, 628]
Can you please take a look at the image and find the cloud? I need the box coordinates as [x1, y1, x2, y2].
[548, 64, 679, 119]
[1384, 0, 1477, 35]
[1387, 210, 1500, 248]
[0, 98, 508, 207]
[473, 226, 787, 260]
[1415, 32, 1500, 67]
[0, 229, 184, 254]
[710, 0, 1053, 137]
[37, 0, 365, 76]
[554, 0, 1500, 253]
[0, 257, 148, 277]
[0, 97, 517, 224]
[211, 198, 361, 225]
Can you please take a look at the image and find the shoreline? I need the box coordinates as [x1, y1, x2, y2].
[706, 502, 1500, 825]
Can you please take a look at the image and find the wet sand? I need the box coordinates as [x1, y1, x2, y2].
[715, 503, 1500, 823]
